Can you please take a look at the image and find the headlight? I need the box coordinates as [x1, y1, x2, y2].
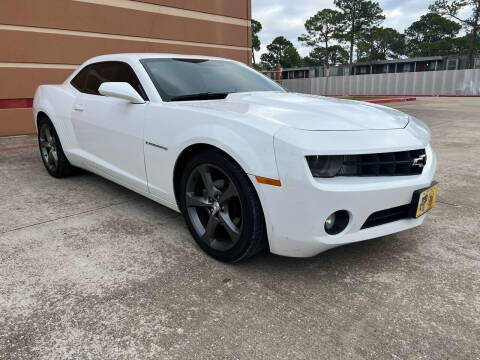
[306, 155, 344, 177]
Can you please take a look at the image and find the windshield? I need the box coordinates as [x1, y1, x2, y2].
[141, 58, 285, 102]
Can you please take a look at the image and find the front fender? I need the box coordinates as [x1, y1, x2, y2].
[172, 125, 279, 180]
[143, 104, 281, 203]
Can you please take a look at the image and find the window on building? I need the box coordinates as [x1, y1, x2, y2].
[379, 65, 388, 73]
[83, 61, 148, 100]
[447, 59, 458, 70]
[474, 58, 480, 69]
[427, 61, 437, 71]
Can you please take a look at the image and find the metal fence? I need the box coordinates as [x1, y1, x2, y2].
[282, 69, 480, 96]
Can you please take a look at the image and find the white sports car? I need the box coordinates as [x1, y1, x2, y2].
[33, 53, 438, 262]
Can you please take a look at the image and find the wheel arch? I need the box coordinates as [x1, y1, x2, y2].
[172, 142, 271, 254]
[36, 111, 50, 128]
[172, 143, 250, 208]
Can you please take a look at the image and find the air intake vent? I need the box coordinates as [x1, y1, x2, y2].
[362, 204, 411, 229]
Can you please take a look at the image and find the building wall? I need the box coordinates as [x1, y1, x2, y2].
[0, 0, 252, 136]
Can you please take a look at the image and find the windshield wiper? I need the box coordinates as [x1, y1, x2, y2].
[170, 92, 231, 102]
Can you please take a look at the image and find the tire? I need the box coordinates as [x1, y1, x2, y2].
[38, 117, 78, 178]
[179, 150, 267, 262]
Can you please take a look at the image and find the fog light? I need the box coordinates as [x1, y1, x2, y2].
[325, 213, 336, 231]
[324, 210, 349, 235]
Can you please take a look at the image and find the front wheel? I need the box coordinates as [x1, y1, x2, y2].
[179, 151, 267, 262]
[38, 118, 77, 178]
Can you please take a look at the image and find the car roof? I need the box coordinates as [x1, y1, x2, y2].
[83, 53, 235, 64]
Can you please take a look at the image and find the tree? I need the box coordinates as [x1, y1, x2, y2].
[430, 0, 480, 68]
[454, 33, 480, 53]
[357, 27, 406, 61]
[303, 45, 349, 67]
[251, 19, 262, 65]
[260, 36, 303, 69]
[298, 9, 345, 69]
[334, 0, 385, 74]
[405, 13, 461, 57]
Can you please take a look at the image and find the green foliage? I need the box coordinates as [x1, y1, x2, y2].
[429, 0, 480, 29]
[334, 0, 385, 70]
[257, 0, 478, 71]
[260, 36, 304, 69]
[405, 13, 461, 57]
[303, 45, 349, 66]
[251, 19, 262, 64]
[298, 9, 345, 68]
[357, 27, 406, 61]
[429, 0, 480, 66]
[454, 33, 480, 53]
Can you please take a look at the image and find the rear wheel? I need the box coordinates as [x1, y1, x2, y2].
[38, 118, 77, 178]
[179, 151, 267, 262]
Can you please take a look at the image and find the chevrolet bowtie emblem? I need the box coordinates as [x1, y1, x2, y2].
[412, 154, 426, 168]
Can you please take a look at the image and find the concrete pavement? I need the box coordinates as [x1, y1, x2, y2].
[0, 98, 479, 359]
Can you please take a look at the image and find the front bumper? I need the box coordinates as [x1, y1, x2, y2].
[253, 126, 437, 258]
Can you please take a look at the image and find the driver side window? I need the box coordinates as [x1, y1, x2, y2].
[72, 61, 148, 100]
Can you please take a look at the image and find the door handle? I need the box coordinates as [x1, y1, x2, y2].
[74, 104, 84, 112]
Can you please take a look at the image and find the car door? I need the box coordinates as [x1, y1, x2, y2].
[71, 61, 149, 192]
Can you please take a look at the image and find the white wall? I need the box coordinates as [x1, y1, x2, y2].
[282, 69, 480, 96]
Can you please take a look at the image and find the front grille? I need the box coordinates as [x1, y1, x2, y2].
[362, 204, 411, 229]
[340, 149, 426, 176]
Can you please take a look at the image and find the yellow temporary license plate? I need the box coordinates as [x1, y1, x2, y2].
[413, 183, 439, 218]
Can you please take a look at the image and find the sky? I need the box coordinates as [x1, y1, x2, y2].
[251, 0, 460, 58]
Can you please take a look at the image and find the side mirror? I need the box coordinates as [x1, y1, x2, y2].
[98, 82, 145, 104]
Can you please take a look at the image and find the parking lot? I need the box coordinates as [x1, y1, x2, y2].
[1, 97, 479, 359]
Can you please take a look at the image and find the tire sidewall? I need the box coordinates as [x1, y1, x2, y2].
[37, 118, 72, 178]
[179, 151, 263, 262]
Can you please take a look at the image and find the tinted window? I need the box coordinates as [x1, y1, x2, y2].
[141, 58, 285, 101]
[70, 66, 90, 91]
[83, 62, 148, 100]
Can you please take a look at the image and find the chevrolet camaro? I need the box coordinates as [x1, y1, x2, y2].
[33, 53, 438, 262]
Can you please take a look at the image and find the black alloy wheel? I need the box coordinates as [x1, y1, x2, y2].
[39, 122, 59, 173]
[179, 151, 267, 262]
[37, 117, 77, 178]
[185, 163, 243, 252]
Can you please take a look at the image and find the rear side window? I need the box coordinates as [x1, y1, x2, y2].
[73, 61, 148, 100]
[70, 66, 90, 91]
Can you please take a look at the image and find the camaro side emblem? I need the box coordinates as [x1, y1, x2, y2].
[412, 154, 426, 168]
[146, 141, 168, 151]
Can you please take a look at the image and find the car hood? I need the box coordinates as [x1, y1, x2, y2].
[174, 92, 410, 131]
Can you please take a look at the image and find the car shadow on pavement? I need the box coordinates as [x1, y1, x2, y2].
[232, 231, 419, 283]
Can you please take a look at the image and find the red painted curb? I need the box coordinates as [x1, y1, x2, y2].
[364, 97, 417, 104]
[0, 144, 37, 152]
[0, 98, 34, 109]
[328, 94, 480, 98]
